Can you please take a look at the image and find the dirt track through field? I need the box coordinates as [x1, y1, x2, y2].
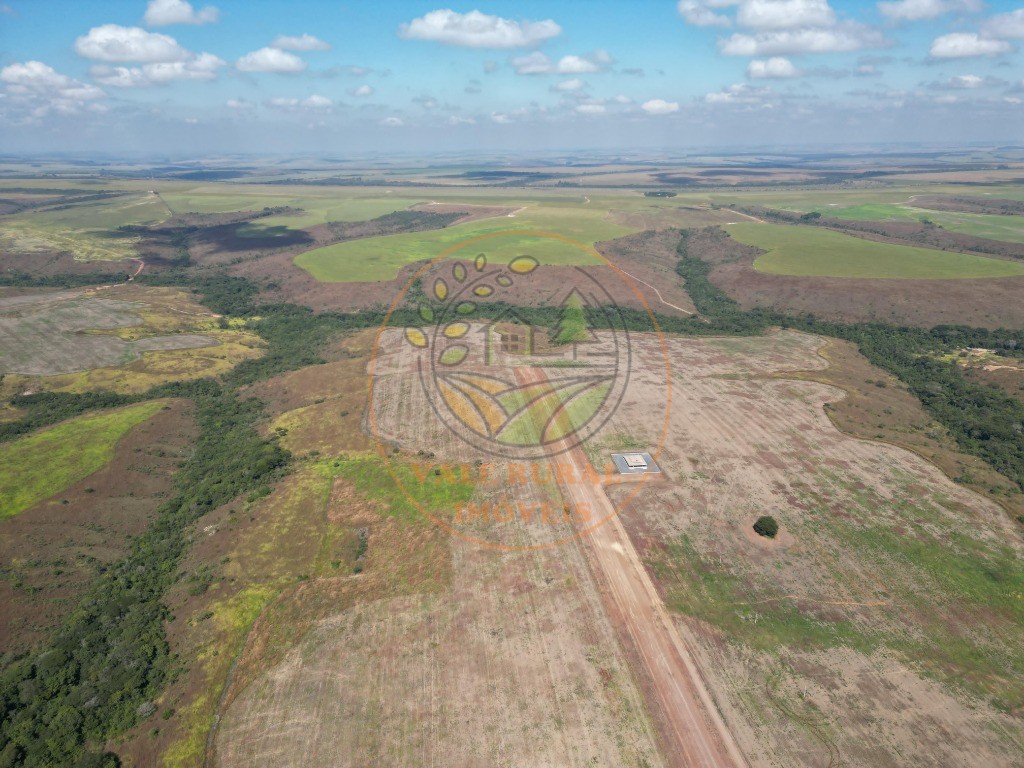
[514, 365, 744, 768]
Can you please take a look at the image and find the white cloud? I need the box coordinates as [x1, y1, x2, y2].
[613, 94, 634, 104]
[720, 25, 887, 55]
[449, 115, 476, 125]
[143, 0, 219, 26]
[747, 56, 799, 78]
[491, 112, 511, 123]
[677, 0, 731, 28]
[554, 78, 586, 91]
[981, 9, 1024, 39]
[0, 60, 105, 118]
[930, 32, 1012, 58]
[737, 0, 835, 30]
[225, 98, 253, 109]
[398, 9, 561, 49]
[184, 116, 199, 124]
[302, 94, 332, 108]
[348, 84, 373, 97]
[949, 74, 983, 88]
[90, 52, 225, 87]
[704, 82, 771, 104]
[267, 97, 299, 108]
[641, 98, 679, 114]
[271, 34, 331, 51]
[75, 24, 190, 62]
[878, 0, 981, 22]
[511, 51, 609, 75]
[557, 55, 601, 74]
[380, 116, 403, 126]
[237, 47, 307, 73]
[575, 103, 606, 115]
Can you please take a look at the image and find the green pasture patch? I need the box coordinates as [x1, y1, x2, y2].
[0, 401, 164, 519]
[293, 204, 628, 282]
[323, 454, 475, 524]
[727, 222, 1024, 279]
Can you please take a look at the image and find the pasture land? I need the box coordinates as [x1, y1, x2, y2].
[727, 222, 1024, 279]
[808, 203, 1024, 243]
[0, 190, 169, 260]
[294, 203, 628, 282]
[0, 401, 164, 519]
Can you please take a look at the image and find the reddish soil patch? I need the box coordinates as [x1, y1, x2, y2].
[0, 399, 196, 655]
[597, 229, 696, 316]
[693, 226, 1024, 329]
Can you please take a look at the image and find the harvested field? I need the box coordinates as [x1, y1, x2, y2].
[0, 286, 263, 394]
[693, 226, 1024, 328]
[597, 330, 1024, 766]
[0, 399, 194, 654]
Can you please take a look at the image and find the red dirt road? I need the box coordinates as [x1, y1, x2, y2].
[513, 366, 745, 768]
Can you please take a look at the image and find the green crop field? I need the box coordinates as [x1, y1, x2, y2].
[727, 222, 1024, 279]
[809, 203, 1024, 244]
[294, 203, 629, 282]
[0, 401, 164, 519]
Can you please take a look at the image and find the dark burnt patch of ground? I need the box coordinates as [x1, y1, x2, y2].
[910, 195, 1024, 216]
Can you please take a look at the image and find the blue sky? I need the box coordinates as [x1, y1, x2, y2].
[1, 0, 1022, 153]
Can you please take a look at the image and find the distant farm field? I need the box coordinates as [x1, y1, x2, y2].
[0, 401, 164, 519]
[816, 204, 1024, 244]
[294, 205, 628, 282]
[727, 222, 1024, 279]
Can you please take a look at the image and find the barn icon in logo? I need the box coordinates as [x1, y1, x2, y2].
[400, 252, 632, 460]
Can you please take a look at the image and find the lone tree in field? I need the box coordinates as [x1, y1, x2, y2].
[753, 515, 779, 539]
[551, 289, 596, 359]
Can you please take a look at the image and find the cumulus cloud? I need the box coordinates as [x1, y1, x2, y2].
[877, 0, 981, 22]
[575, 103, 606, 114]
[491, 112, 511, 123]
[449, 115, 476, 125]
[720, 24, 887, 55]
[265, 94, 332, 111]
[348, 84, 373, 97]
[511, 51, 610, 75]
[930, 32, 1012, 58]
[237, 47, 307, 73]
[747, 56, 800, 78]
[737, 0, 835, 30]
[380, 116, 403, 126]
[143, 0, 219, 26]
[613, 94, 634, 104]
[90, 52, 225, 87]
[75, 24, 190, 62]
[271, 34, 331, 51]
[641, 98, 680, 114]
[225, 98, 253, 109]
[554, 78, 586, 92]
[398, 9, 561, 48]
[677, 0, 731, 28]
[981, 9, 1024, 40]
[0, 60, 105, 118]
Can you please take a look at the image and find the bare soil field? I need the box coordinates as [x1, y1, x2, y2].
[0, 399, 195, 655]
[600, 330, 1024, 767]
[596, 228, 696, 315]
[693, 226, 1024, 328]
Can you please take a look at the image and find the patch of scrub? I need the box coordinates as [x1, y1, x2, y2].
[0, 401, 164, 519]
[0, 295, 218, 376]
